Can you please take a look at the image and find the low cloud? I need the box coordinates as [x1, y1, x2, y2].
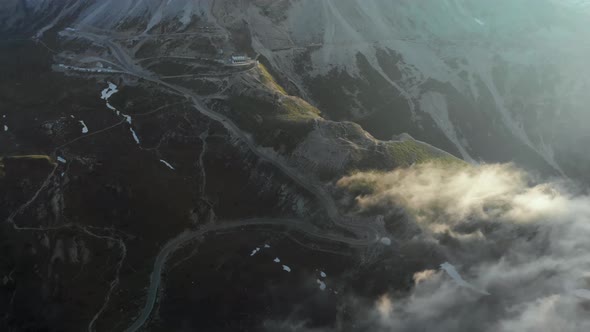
[333, 163, 590, 331]
[413, 269, 437, 285]
[337, 163, 571, 225]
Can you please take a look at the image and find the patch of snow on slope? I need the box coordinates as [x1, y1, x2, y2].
[250, 247, 261, 257]
[79, 120, 89, 134]
[129, 127, 141, 144]
[159, 159, 175, 170]
[106, 102, 117, 112]
[101, 82, 119, 100]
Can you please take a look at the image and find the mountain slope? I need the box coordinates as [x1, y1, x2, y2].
[0, 1, 460, 331]
[2, 1, 590, 331]
[242, 0, 590, 180]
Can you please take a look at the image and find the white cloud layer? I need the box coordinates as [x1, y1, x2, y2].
[331, 163, 590, 331]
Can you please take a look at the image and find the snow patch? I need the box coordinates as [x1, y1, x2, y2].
[3, 125, 7, 132]
[79, 120, 89, 134]
[250, 248, 261, 257]
[159, 159, 175, 170]
[282, 265, 292, 272]
[380, 237, 391, 246]
[99, 84, 140, 145]
[57, 156, 67, 164]
[320, 271, 327, 278]
[251, 244, 271, 256]
[317, 279, 326, 291]
[101, 82, 119, 100]
[106, 102, 117, 112]
[129, 128, 140, 144]
[273, 257, 281, 263]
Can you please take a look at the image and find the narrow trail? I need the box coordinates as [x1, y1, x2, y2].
[8, 221, 129, 332]
[3, 157, 129, 332]
[5, 164, 59, 226]
[86, 234, 127, 332]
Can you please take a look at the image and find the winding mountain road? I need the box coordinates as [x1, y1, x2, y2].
[75, 30, 381, 243]
[123, 217, 375, 332]
[68, 30, 386, 332]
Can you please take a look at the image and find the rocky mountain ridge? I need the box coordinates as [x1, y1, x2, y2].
[4, 0, 590, 180]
